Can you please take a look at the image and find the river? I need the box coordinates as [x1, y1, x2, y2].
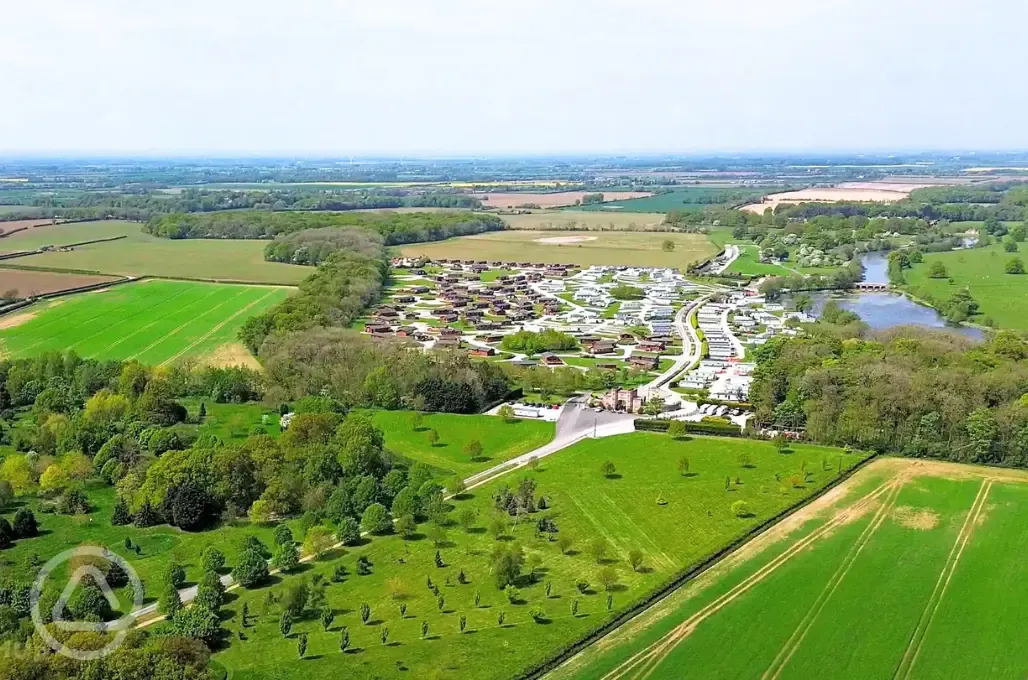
[812, 252, 985, 340]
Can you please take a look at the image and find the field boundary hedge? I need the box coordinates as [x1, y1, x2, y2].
[142, 274, 299, 288]
[634, 418, 743, 437]
[0, 276, 135, 316]
[0, 263, 111, 275]
[518, 444, 878, 680]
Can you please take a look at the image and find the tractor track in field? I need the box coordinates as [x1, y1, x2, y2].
[893, 477, 993, 680]
[126, 287, 250, 361]
[96, 285, 224, 355]
[600, 474, 908, 680]
[158, 288, 277, 367]
[763, 475, 908, 679]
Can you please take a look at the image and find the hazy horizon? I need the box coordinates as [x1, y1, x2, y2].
[4, 0, 1026, 156]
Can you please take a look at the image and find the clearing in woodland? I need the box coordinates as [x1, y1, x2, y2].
[550, 458, 1028, 680]
[0, 279, 290, 365]
[397, 229, 717, 268]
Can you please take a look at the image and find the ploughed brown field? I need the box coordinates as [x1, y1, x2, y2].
[474, 190, 652, 208]
[0, 219, 62, 236]
[0, 269, 120, 297]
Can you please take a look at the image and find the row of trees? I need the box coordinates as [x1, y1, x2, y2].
[758, 261, 864, 299]
[0, 187, 482, 223]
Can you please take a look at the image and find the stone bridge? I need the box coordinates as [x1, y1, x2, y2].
[854, 282, 889, 291]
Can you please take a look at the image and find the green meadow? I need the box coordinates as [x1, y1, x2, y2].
[906, 242, 1028, 330]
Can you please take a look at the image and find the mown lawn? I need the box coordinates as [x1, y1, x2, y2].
[367, 410, 555, 477]
[213, 433, 865, 680]
[905, 242, 1028, 330]
[726, 244, 794, 277]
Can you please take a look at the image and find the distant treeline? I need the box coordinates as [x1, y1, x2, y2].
[145, 210, 505, 245]
[0, 188, 481, 222]
[776, 201, 1028, 223]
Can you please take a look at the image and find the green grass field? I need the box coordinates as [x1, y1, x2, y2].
[0, 220, 309, 284]
[368, 410, 555, 477]
[0, 279, 289, 365]
[398, 230, 717, 268]
[556, 458, 1028, 680]
[906, 242, 1028, 330]
[574, 187, 774, 214]
[212, 433, 864, 680]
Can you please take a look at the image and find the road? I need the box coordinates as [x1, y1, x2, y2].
[710, 244, 740, 274]
[132, 400, 636, 626]
[642, 295, 710, 402]
[464, 400, 635, 489]
[718, 304, 746, 358]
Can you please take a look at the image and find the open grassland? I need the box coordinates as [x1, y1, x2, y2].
[554, 458, 1028, 680]
[501, 211, 668, 232]
[1, 220, 309, 284]
[477, 192, 653, 209]
[398, 230, 718, 268]
[0, 279, 289, 365]
[905, 242, 1028, 330]
[213, 433, 864, 680]
[0, 269, 119, 297]
[368, 410, 555, 477]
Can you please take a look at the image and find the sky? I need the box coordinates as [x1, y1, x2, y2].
[2, 0, 1026, 156]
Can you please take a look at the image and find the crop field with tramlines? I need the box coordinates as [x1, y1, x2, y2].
[0, 279, 289, 366]
[552, 458, 1028, 680]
